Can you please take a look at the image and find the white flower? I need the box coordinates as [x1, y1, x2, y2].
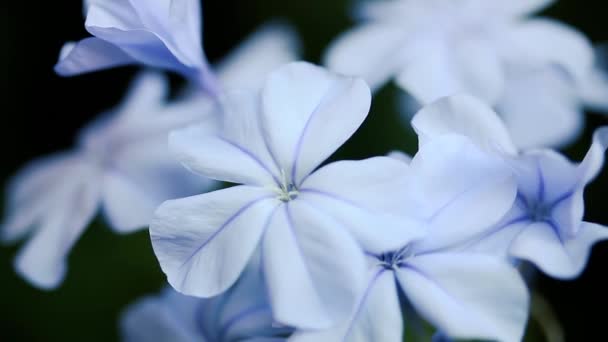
[150, 62, 424, 329]
[326, 0, 602, 148]
[1, 72, 211, 289]
[412, 94, 608, 279]
[290, 135, 527, 342]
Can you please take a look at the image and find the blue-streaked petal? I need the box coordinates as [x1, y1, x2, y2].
[406, 135, 517, 252]
[54, 38, 135, 76]
[397, 253, 529, 342]
[263, 201, 366, 329]
[150, 186, 278, 297]
[261, 62, 371, 184]
[290, 268, 402, 342]
[510, 221, 608, 279]
[300, 157, 426, 253]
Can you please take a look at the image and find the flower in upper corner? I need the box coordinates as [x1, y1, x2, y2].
[1, 71, 212, 290]
[326, 0, 603, 148]
[290, 135, 528, 342]
[150, 62, 425, 330]
[412, 94, 608, 279]
[121, 262, 292, 342]
[55, 0, 218, 93]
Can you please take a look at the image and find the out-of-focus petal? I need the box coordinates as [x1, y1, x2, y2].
[54, 38, 135, 76]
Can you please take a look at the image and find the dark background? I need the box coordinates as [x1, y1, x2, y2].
[0, 1, 607, 340]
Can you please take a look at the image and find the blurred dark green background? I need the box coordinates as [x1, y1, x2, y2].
[1, 1, 607, 340]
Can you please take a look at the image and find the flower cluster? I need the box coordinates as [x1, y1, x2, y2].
[3, 0, 608, 341]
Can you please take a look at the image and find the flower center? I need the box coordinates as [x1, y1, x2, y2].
[378, 245, 414, 270]
[527, 201, 553, 223]
[275, 169, 299, 202]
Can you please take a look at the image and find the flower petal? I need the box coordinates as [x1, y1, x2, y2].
[300, 157, 425, 253]
[14, 176, 99, 289]
[262, 62, 371, 184]
[412, 94, 518, 155]
[397, 253, 529, 342]
[150, 186, 278, 297]
[578, 126, 608, 185]
[497, 66, 584, 149]
[217, 22, 301, 92]
[290, 268, 402, 342]
[263, 200, 366, 329]
[496, 19, 593, 81]
[54, 38, 135, 76]
[406, 135, 517, 252]
[580, 45, 608, 112]
[510, 221, 608, 279]
[1, 153, 76, 243]
[169, 91, 280, 186]
[120, 288, 201, 342]
[396, 38, 504, 105]
[324, 24, 408, 91]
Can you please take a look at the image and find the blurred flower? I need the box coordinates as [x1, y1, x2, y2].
[326, 0, 605, 148]
[291, 135, 527, 342]
[121, 262, 292, 342]
[412, 94, 608, 279]
[1, 71, 212, 289]
[150, 62, 424, 330]
[56, 0, 218, 94]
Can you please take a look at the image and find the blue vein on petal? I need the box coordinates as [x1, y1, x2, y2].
[178, 195, 274, 271]
[342, 268, 385, 342]
[291, 82, 339, 186]
[218, 136, 281, 185]
[299, 188, 368, 211]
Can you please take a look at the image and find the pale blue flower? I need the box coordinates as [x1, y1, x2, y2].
[412, 94, 608, 279]
[150, 62, 425, 330]
[55, 0, 218, 94]
[121, 263, 292, 342]
[326, 0, 601, 148]
[290, 135, 528, 342]
[1, 72, 211, 289]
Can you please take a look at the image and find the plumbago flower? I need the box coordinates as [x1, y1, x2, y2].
[1, 71, 211, 289]
[55, 0, 218, 93]
[150, 62, 424, 329]
[291, 135, 528, 342]
[412, 94, 608, 279]
[326, 0, 605, 148]
[580, 44, 608, 112]
[121, 261, 292, 341]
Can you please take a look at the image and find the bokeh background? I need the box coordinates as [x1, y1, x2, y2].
[1, 0, 607, 340]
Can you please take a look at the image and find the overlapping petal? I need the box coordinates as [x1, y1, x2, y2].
[263, 201, 366, 329]
[397, 253, 529, 342]
[150, 186, 279, 297]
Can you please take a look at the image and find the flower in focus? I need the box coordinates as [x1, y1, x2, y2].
[412, 94, 608, 279]
[291, 135, 528, 342]
[121, 262, 292, 341]
[326, 0, 606, 148]
[150, 62, 424, 329]
[1, 71, 211, 289]
[55, 0, 218, 94]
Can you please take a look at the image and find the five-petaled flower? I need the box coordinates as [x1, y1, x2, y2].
[412, 94, 608, 279]
[150, 62, 424, 329]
